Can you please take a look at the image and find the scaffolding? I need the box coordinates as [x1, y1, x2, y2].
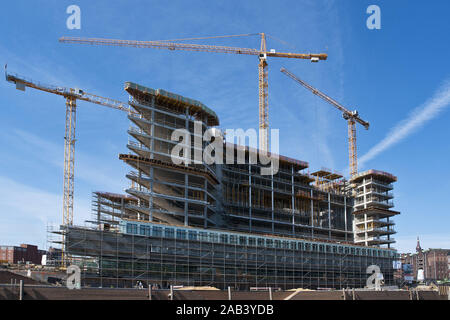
[59, 222, 396, 290]
[47, 81, 399, 289]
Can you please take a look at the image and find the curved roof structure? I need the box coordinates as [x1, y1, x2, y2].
[124, 82, 219, 126]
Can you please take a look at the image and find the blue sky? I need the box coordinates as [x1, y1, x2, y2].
[0, 0, 449, 253]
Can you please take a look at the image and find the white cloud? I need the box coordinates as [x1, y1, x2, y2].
[359, 79, 450, 168]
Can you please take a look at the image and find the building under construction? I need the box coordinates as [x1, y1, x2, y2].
[54, 82, 400, 289]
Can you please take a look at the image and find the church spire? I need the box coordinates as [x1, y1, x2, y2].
[416, 236, 422, 252]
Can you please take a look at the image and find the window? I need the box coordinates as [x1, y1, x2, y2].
[248, 237, 256, 246]
[220, 234, 228, 244]
[257, 238, 265, 247]
[230, 235, 237, 244]
[188, 231, 197, 241]
[165, 228, 175, 239]
[152, 226, 163, 237]
[312, 244, 318, 252]
[139, 225, 146, 236]
[239, 236, 247, 246]
[199, 232, 208, 242]
[274, 240, 281, 249]
[127, 223, 138, 234]
[127, 223, 133, 234]
[176, 229, 186, 240]
[266, 239, 273, 248]
[209, 233, 218, 243]
[282, 241, 289, 249]
[290, 242, 297, 250]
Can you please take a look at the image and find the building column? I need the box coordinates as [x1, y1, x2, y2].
[344, 196, 348, 241]
[310, 189, 314, 238]
[149, 167, 153, 222]
[249, 164, 252, 232]
[363, 178, 368, 245]
[291, 165, 295, 236]
[328, 193, 331, 239]
[150, 96, 155, 159]
[387, 217, 390, 249]
[271, 168, 274, 234]
[184, 107, 190, 227]
[184, 173, 188, 226]
[204, 179, 208, 228]
[120, 197, 124, 220]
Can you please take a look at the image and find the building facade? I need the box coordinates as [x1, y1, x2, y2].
[351, 171, 398, 248]
[401, 239, 449, 282]
[0, 244, 45, 265]
[58, 82, 399, 289]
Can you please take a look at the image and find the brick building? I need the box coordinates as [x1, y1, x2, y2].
[0, 244, 45, 265]
[401, 238, 449, 282]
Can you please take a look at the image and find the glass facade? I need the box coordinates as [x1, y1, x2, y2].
[64, 221, 396, 290]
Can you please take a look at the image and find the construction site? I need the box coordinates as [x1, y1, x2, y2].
[5, 33, 404, 293]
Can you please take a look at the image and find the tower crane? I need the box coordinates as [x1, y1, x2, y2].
[280, 67, 369, 177]
[59, 33, 328, 151]
[5, 67, 130, 265]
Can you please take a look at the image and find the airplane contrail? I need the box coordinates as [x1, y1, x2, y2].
[359, 78, 450, 168]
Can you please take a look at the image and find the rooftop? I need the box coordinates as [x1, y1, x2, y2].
[224, 142, 309, 171]
[350, 169, 397, 183]
[125, 82, 219, 126]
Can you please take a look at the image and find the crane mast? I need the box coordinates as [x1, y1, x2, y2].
[258, 33, 269, 151]
[59, 33, 327, 151]
[280, 67, 369, 177]
[6, 68, 129, 266]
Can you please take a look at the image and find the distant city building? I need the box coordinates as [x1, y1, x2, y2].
[400, 238, 449, 283]
[44, 247, 62, 266]
[0, 244, 46, 265]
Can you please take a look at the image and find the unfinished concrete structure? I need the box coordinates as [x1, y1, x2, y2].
[351, 170, 398, 248]
[56, 82, 399, 289]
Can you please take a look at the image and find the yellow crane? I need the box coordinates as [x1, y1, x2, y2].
[59, 33, 327, 151]
[5, 67, 130, 265]
[280, 67, 369, 177]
